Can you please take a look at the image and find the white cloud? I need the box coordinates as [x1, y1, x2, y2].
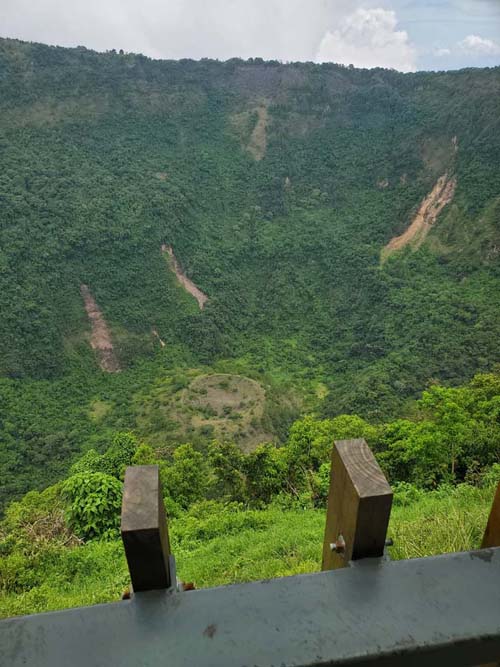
[2, 1, 498, 71]
[429, 34, 500, 65]
[315, 8, 417, 72]
[458, 34, 500, 56]
[0, 0, 351, 62]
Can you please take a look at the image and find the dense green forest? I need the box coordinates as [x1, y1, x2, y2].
[1, 371, 500, 617]
[0, 38, 499, 509]
[0, 38, 499, 616]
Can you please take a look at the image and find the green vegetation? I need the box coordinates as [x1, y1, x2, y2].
[0, 482, 496, 618]
[1, 372, 499, 617]
[62, 473, 122, 541]
[0, 39, 499, 509]
[0, 39, 499, 619]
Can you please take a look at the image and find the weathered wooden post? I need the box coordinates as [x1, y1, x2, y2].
[482, 483, 500, 548]
[121, 465, 172, 592]
[480, 487, 500, 667]
[322, 439, 393, 570]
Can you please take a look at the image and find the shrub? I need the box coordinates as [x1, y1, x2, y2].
[482, 463, 500, 488]
[99, 432, 138, 478]
[0, 484, 72, 551]
[312, 462, 331, 506]
[244, 444, 287, 504]
[208, 440, 245, 501]
[69, 449, 104, 476]
[162, 444, 210, 509]
[131, 444, 157, 466]
[61, 473, 123, 540]
[392, 482, 424, 507]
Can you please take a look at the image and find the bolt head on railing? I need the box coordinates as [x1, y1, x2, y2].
[330, 534, 346, 555]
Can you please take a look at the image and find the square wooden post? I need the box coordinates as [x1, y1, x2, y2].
[322, 439, 393, 570]
[479, 485, 500, 667]
[482, 483, 500, 548]
[121, 465, 172, 592]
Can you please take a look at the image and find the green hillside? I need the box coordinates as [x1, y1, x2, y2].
[1, 40, 499, 389]
[0, 39, 499, 616]
[1, 371, 500, 618]
[0, 485, 496, 618]
[0, 38, 499, 508]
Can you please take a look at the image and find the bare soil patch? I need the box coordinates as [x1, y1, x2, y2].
[162, 245, 208, 310]
[80, 284, 120, 372]
[382, 173, 456, 261]
[230, 103, 269, 161]
[247, 104, 269, 161]
[152, 328, 166, 347]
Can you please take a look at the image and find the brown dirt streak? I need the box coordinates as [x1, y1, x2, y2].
[187, 373, 274, 452]
[152, 328, 166, 348]
[162, 246, 208, 310]
[247, 104, 269, 161]
[383, 173, 456, 258]
[80, 285, 120, 372]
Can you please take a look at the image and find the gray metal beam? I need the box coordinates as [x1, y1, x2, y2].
[2, 548, 500, 667]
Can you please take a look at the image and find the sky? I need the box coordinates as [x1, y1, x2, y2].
[1, 0, 500, 72]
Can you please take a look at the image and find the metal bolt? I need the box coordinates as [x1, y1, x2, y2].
[330, 534, 346, 554]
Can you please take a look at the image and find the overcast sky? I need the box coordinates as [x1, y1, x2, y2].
[1, 0, 500, 72]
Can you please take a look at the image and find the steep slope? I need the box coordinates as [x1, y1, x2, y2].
[0, 38, 499, 506]
[381, 173, 456, 261]
[162, 246, 208, 309]
[80, 285, 120, 372]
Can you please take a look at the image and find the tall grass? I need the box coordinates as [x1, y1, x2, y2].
[0, 484, 495, 618]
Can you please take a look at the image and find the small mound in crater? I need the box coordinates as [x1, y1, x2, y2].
[135, 372, 290, 452]
[184, 374, 273, 451]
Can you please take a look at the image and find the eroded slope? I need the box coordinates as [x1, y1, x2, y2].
[382, 173, 456, 261]
[162, 245, 208, 310]
[80, 285, 120, 372]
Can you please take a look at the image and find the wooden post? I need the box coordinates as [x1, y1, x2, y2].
[479, 486, 500, 667]
[482, 483, 500, 548]
[121, 465, 172, 592]
[322, 439, 393, 570]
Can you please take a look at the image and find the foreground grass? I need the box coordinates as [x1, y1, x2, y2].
[0, 484, 494, 619]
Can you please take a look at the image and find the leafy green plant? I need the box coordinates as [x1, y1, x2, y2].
[162, 444, 210, 509]
[244, 443, 287, 504]
[99, 432, 138, 479]
[61, 473, 123, 540]
[392, 482, 425, 507]
[482, 463, 500, 489]
[69, 449, 104, 476]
